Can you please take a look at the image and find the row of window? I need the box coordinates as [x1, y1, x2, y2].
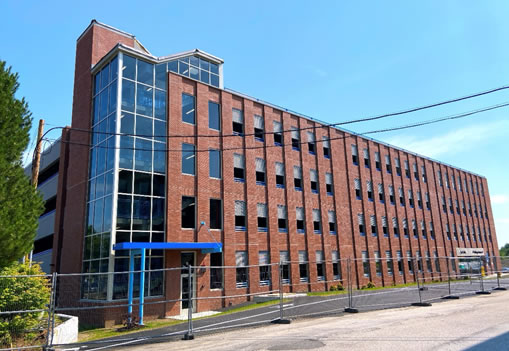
[356, 212, 492, 243]
[181, 94, 332, 157]
[440, 196, 488, 219]
[351, 145, 485, 198]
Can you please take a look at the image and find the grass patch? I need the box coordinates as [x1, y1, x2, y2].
[78, 299, 286, 342]
[307, 290, 348, 296]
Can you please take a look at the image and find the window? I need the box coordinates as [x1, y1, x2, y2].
[452, 174, 456, 190]
[386, 251, 393, 275]
[395, 158, 401, 176]
[362, 251, 370, 277]
[370, 215, 377, 237]
[404, 160, 410, 178]
[280, 251, 290, 284]
[209, 199, 222, 230]
[358, 213, 365, 236]
[313, 209, 321, 234]
[273, 121, 283, 146]
[277, 205, 287, 232]
[403, 218, 409, 238]
[332, 251, 341, 280]
[296, 207, 305, 233]
[363, 148, 370, 168]
[448, 198, 453, 214]
[294, 166, 302, 190]
[412, 219, 417, 239]
[455, 199, 460, 214]
[416, 251, 423, 272]
[351, 144, 358, 165]
[325, 173, 333, 195]
[328, 210, 336, 234]
[407, 250, 413, 273]
[233, 153, 245, 182]
[421, 221, 426, 239]
[453, 224, 458, 241]
[291, 127, 300, 150]
[257, 203, 268, 231]
[425, 192, 430, 210]
[450, 252, 457, 272]
[468, 202, 472, 216]
[438, 170, 443, 186]
[316, 251, 325, 281]
[307, 131, 316, 154]
[235, 200, 246, 231]
[445, 171, 450, 188]
[374, 251, 382, 276]
[235, 251, 248, 288]
[413, 163, 418, 180]
[392, 217, 399, 238]
[310, 169, 318, 193]
[299, 251, 309, 282]
[366, 181, 373, 201]
[374, 152, 381, 170]
[446, 223, 451, 240]
[433, 251, 440, 272]
[417, 191, 422, 208]
[354, 178, 362, 199]
[259, 251, 271, 286]
[382, 216, 388, 237]
[465, 178, 469, 193]
[254, 115, 264, 141]
[429, 222, 434, 240]
[209, 149, 221, 178]
[385, 155, 392, 173]
[408, 190, 414, 207]
[461, 200, 466, 215]
[208, 101, 220, 131]
[323, 137, 330, 158]
[182, 143, 195, 175]
[397, 251, 403, 275]
[458, 176, 462, 191]
[275, 162, 285, 188]
[210, 252, 223, 289]
[399, 187, 405, 206]
[182, 196, 195, 229]
[232, 108, 244, 135]
[441, 196, 447, 213]
[182, 93, 195, 124]
[255, 158, 266, 185]
[389, 185, 395, 204]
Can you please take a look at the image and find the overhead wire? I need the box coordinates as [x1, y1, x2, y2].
[41, 101, 509, 153]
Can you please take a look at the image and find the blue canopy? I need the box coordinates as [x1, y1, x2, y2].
[113, 242, 222, 253]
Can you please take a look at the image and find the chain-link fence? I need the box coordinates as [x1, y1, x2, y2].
[1, 256, 508, 350]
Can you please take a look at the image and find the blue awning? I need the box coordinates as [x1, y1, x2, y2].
[113, 242, 222, 253]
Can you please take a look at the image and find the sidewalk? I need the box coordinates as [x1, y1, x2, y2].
[122, 291, 509, 351]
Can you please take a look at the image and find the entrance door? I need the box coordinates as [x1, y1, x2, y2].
[180, 252, 196, 313]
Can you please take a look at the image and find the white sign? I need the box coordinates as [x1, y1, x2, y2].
[456, 247, 485, 257]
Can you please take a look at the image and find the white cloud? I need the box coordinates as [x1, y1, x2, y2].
[492, 195, 509, 205]
[386, 120, 509, 158]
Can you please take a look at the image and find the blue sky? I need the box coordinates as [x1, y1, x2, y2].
[1, 1, 508, 247]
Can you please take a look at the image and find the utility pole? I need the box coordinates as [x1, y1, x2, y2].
[31, 119, 45, 188]
[27, 119, 44, 265]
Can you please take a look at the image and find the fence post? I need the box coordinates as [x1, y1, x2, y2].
[412, 258, 431, 307]
[183, 264, 194, 340]
[344, 258, 358, 313]
[273, 262, 291, 324]
[44, 271, 57, 351]
[476, 256, 491, 295]
[443, 257, 459, 300]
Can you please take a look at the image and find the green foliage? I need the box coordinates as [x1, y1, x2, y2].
[500, 243, 509, 257]
[0, 262, 51, 347]
[360, 281, 376, 289]
[329, 283, 344, 291]
[0, 60, 44, 268]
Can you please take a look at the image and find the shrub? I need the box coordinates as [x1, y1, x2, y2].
[0, 262, 51, 347]
[365, 281, 376, 289]
[335, 283, 344, 291]
[329, 285, 337, 291]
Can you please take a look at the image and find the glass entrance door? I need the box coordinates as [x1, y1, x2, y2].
[180, 252, 195, 312]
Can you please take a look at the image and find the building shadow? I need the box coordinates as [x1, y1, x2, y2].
[464, 331, 509, 351]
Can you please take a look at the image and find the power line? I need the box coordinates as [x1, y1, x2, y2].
[43, 101, 509, 153]
[56, 83, 509, 140]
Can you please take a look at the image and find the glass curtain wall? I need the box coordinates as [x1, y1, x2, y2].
[83, 53, 168, 300]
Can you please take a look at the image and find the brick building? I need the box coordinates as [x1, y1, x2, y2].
[32, 20, 499, 325]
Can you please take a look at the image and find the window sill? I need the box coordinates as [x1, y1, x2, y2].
[297, 229, 305, 234]
[292, 147, 300, 151]
[330, 231, 337, 235]
[312, 190, 319, 194]
[233, 132, 244, 137]
[236, 283, 248, 288]
[279, 229, 288, 233]
[234, 178, 245, 183]
[327, 192, 333, 196]
[235, 227, 246, 232]
[256, 181, 266, 186]
[324, 155, 330, 159]
[309, 152, 316, 156]
[255, 137, 264, 142]
[258, 228, 268, 232]
[276, 184, 285, 189]
[275, 142, 283, 147]
[314, 230, 322, 234]
[295, 187, 302, 192]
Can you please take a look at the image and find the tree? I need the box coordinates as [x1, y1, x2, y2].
[500, 243, 509, 257]
[0, 60, 44, 268]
